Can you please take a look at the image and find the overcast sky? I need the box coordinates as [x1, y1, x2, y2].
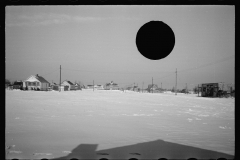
[6, 5, 234, 90]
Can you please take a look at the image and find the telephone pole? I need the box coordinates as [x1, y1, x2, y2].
[186, 83, 188, 94]
[175, 68, 177, 95]
[59, 65, 61, 92]
[152, 77, 153, 93]
[198, 84, 199, 96]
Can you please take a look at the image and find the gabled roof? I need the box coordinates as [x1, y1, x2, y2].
[13, 81, 23, 85]
[106, 82, 118, 86]
[25, 74, 50, 84]
[67, 81, 74, 85]
[62, 80, 74, 85]
[148, 84, 158, 88]
[36, 75, 50, 84]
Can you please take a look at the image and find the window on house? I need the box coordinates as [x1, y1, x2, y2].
[28, 82, 31, 86]
[33, 82, 36, 86]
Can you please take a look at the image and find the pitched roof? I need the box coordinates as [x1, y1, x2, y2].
[13, 81, 23, 85]
[67, 81, 74, 85]
[106, 82, 118, 86]
[35, 75, 50, 84]
[148, 84, 158, 89]
[25, 74, 49, 83]
[62, 80, 74, 85]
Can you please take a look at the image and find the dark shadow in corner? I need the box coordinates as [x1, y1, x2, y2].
[51, 139, 234, 160]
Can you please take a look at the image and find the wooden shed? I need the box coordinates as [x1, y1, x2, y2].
[199, 83, 219, 97]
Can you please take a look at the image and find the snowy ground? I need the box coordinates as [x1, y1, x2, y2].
[6, 89, 234, 159]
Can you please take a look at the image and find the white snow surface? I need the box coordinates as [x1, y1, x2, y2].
[6, 90, 234, 159]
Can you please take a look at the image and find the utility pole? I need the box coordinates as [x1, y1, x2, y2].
[186, 83, 188, 94]
[59, 65, 61, 92]
[175, 68, 177, 95]
[198, 84, 199, 96]
[152, 77, 153, 93]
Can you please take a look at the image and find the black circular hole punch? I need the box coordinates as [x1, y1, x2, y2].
[136, 21, 175, 60]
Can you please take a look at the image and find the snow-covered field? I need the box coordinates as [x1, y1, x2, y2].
[6, 89, 234, 159]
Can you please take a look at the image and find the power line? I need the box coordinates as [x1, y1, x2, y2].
[60, 55, 234, 77]
[41, 68, 59, 76]
[178, 55, 234, 73]
[157, 72, 175, 79]
[62, 67, 173, 75]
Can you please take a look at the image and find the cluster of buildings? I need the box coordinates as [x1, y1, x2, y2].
[6, 74, 234, 98]
[7, 74, 122, 91]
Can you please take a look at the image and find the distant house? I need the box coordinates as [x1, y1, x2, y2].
[23, 74, 50, 91]
[13, 81, 23, 90]
[95, 85, 104, 90]
[61, 80, 75, 91]
[155, 88, 164, 93]
[74, 83, 82, 90]
[5, 79, 11, 89]
[147, 84, 158, 92]
[86, 85, 94, 89]
[133, 86, 139, 91]
[126, 86, 132, 90]
[126, 86, 138, 91]
[86, 85, 103, 90]
[104, 81, 119, 90]
[50, 82, 59, 91]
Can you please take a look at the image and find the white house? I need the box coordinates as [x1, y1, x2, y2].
[23, 74, 50, 91]
[94, 85, 104, 90]
[74, 83, 82, 90]
[104, 81, 119, 90]
[61, 80, 75, 91]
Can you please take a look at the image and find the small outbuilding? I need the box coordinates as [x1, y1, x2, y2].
[13, 81, 24, 90]
[147, 84, 158, 92]
[199, 83, 219, 97]
[95, 85, 104, 90]
[104, 81, 119, 90]
[61, 80, 75, 91]
[74, 83, 82, 90]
